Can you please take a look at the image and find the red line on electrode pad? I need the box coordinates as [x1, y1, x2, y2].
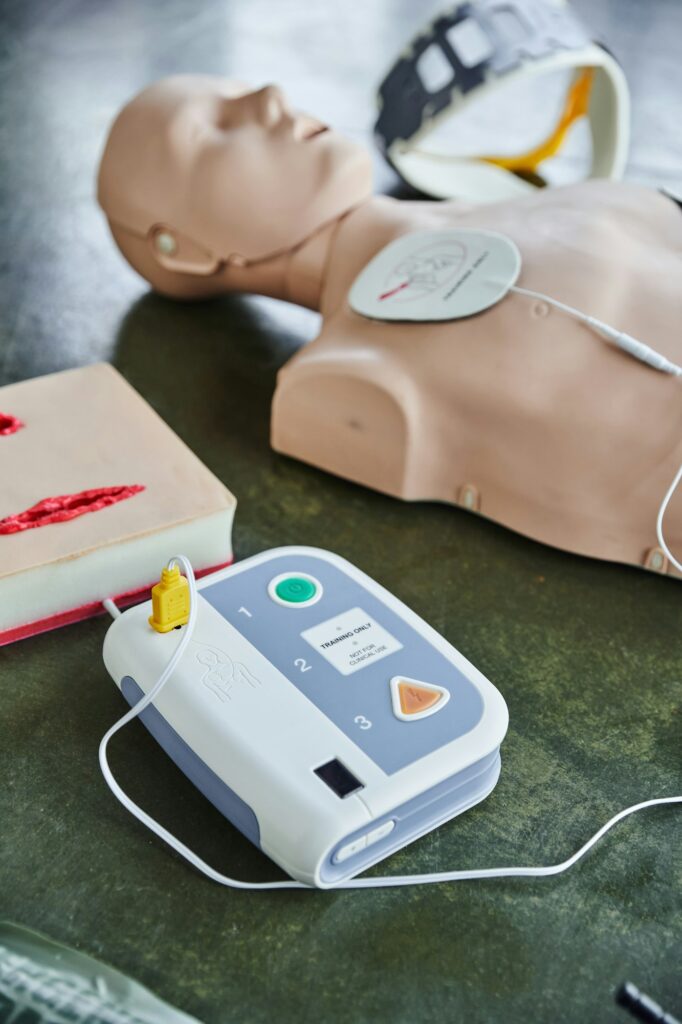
[0, 413, 24, 436]
[0, 485, 145, 535]
[379, 280, 410, 301]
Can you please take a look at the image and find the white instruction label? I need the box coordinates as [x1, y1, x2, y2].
[348, 229, 521, 322]
[302, 607, 403, 676]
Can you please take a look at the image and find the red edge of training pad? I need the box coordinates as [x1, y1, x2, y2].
[0, 558, 234, 647]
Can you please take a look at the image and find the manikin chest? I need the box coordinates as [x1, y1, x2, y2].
[272, 183, 682, 573]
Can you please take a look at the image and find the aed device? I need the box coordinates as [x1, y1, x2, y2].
[102, 547, 508, 888]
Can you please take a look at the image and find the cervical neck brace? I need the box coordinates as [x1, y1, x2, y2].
[375, 0, 630, 202]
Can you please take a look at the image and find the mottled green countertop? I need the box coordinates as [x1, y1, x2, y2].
[2, 287, 680, 1023]
[1, 0, 681, 1021]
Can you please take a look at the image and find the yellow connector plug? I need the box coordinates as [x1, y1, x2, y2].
[149, 564, 190, 633]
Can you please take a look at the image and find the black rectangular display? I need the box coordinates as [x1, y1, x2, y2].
[314, 759, 364, 798]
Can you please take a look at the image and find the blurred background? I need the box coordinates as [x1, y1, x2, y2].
[1, 0, 681, 385]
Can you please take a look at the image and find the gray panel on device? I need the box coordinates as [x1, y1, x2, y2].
[121, 676, 261, 848]
[201, 554, 484, 775]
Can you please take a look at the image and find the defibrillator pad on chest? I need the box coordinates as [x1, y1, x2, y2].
[348, 229, 521, 322]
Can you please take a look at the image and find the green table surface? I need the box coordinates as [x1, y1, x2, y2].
[1, 2, 680, 1022]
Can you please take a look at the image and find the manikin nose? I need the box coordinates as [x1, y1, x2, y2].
[254, 85, 287, 127]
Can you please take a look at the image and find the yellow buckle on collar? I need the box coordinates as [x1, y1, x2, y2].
[482, 67, 594, 178]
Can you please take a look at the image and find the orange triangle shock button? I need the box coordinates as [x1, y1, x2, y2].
[390, 676, 450, 722]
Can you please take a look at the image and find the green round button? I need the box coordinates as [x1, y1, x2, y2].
[274, 576, 317, 604]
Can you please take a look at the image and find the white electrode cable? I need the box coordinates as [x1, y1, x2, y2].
[656, 462, 682, 575]
[510, 284, 682, 377]
[102, 598, 122, 620]
[341, 795, 682, 889]
[511, 282, 682, 574]
[100, 556, 308, 891]
[100, 554, 681, 892]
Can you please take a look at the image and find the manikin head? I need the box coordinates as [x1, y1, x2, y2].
[97, 75, 373, 299]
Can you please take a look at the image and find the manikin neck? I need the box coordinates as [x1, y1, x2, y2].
[219, 201, 371, 311]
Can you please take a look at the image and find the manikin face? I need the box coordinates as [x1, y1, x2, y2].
[98, 75, 373, 266]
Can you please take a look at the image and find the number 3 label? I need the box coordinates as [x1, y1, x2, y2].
[354, 715, 372, 730]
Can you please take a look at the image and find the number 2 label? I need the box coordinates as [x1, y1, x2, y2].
[294, 658, 312, 673]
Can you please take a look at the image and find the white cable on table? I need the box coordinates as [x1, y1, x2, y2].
[341, 795, 681, 888]
[99, 284, 681, 887]
[99, 556, 309, 890]
[100, 554, 680, 892]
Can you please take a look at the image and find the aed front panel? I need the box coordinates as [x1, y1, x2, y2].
[200, 552, 484, 776]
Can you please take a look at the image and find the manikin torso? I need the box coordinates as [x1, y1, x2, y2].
[273, 182, 682, 573]
[97, 77, 682, 576]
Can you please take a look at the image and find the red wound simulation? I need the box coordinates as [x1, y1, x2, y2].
[0, 413, 24, 436]
[0, 485, 145, 535]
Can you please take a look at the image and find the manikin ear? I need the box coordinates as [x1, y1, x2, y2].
[148, 224, 223, 275]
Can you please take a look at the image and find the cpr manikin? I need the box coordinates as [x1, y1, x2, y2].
[97, 76, 682, 576]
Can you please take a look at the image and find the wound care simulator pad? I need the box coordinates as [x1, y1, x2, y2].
[0, 364, 235, 644]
